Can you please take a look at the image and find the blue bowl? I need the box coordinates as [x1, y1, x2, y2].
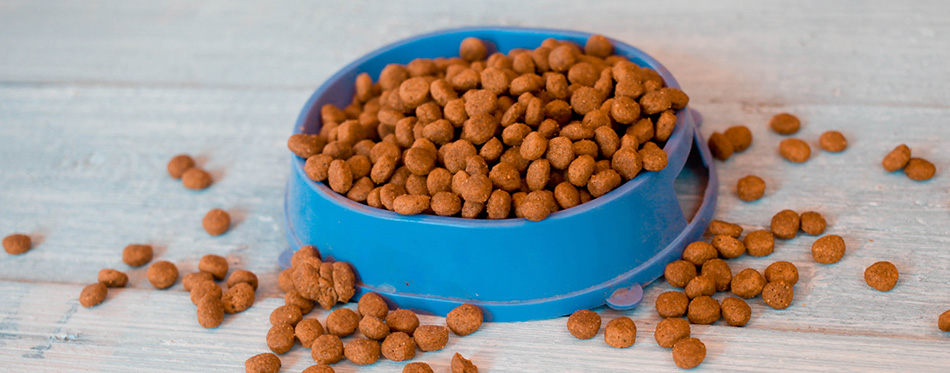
[283, 27, 718, 321]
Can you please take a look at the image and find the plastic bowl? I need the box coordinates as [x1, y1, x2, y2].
[283, 27, 718, 321]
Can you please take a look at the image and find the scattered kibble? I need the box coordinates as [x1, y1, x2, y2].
[664, 260, 698, 288]
[386, 309, 420, 336]
[731, 268, 766, 299]
[344, 338, 381, 365]
[708, 220, 742, 238]
[403, 361, 434, 373]
[202, 208, 231, 236]
[654, 317, 690, 348]
[197, 294, 224, 329]
[737, 175, 766, 202]
[687, 296, 721, 324]
[122, 244, 153, 267]
[743, 230, 775, 257]
[358, 292, 390, 319]
[712, 234, 746, 259]
[720, 297, 751, 327]
[97, 269, 128, 288]
[360, 315, 390, 340]
[381, 332, 416, 361]
[769, 113, 800, 135]
[245, 353, 281, 373]
[270, 305, 303, 327]
[182, 168, 213, 190]
[708, 132, 734, 160]
[295, 319, 325, 349]
[79, 283, 107, 308]
[311, 334, 344, 365]
[799, 211, 827, 235]
[779, 138, 811, 163]
[222, 282, 255, 313]
[604, 316, 637, 348]
[762, 281, 794, 309]
[882, 144, 911, 172]
[819, 131, 847, 152]
[940, 311, 950, 332]
[864, 261, 899, 291]
[724, 125, 753, 152]
[701, 259, 733, 292]
[905, 158, 936, 181]
[684, 276, 716, 299]
[764, 261, 799, 285]
[227, 270, 259, 291]
[655, 291, 690, 318]
[771, 209, 800, 239]
[302, 364, 335, 373]
[812, 235, 846, 264]
[198, 254, 229, 280]
[451, 352, 478, 373]
[446, 303, 483, 336]
[414, 325, 449, 352]
[182, 272, 214, 291]
[681, 241, 718, 266]
[146, 260, 179, 290]
[2, 234, 31, 255]
[326, 308, 360, 337]
[672, 337, 706, 369]
[266, 324, 295, 354]
[566, 309, 602, 339]
[167, 154, 196, 179]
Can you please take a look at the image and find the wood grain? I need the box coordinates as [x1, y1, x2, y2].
[2, 0, 950, 371]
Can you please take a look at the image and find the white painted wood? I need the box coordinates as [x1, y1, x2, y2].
[2, 0, 950, 371]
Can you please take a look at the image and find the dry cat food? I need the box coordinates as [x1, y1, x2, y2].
[764, 261, 799, 285]
[940, 311, 950, 332]
[451, 352, 478, 373]
[681, 241, 717, 266]
[707, 132, 734, 160]
[146, 260, 179, 289]
[684, 275, 716, 299]
[295, 319, 326, 349]
[712, 234, 745, 259]
[686, 296, 720, 324]
[198, 254, 229, 280]
[202, 208, 231, 236]
[326, 308, 360, 337]
[655, 291, 690, 318]
[446, 303, 484, 336]
[222, 282, 255, 313]
[864, 261, 899, 292]
[762, 281, 794, 309]
[79, 283, 107, 308]
[882, 144, 911, 172]
[604, 316, 637, 348]
[190, 280, 222, 305]
[270, 305, 303, 327]
[672, 337, 706, 369]
[701, 258, 733, 292]
[664, 259, 697, 288]
[290, 35, 688, 221]
[245, 352, 281, 373]
[98, 269, 128, 288]
[736, 175, 766, 202]
[167, 154, 196, 179]
[228, 270, 259, 290]
[183, 271, 214, 291]
[769, 113, 800, 135]
[360, 315, 390, 340]
[567, 309, 602, 339]
[311, 334, 344, 365]
[197, 294, 225, 329]
[654, 317, 690, 348]
[708, 220, 742, 238]
[779, 138, 811, 163]
[720, 296, 751, 327]
[819, 130, 847, 152]
[770, 209, 800, 239]
[731, 268, 765, 299]
[403, 362, 434, 373]
[905, 158, 936, 181]
[122, 244, 154, 267]
[743, 230, 774, 257]
[267, 324, 296, 354]
[799, 211, 827, 235]
[381, 331, 416, 361]
[302, 365, 335, 373]
[358, 292, 390, 319]
[182, 167, 213, 190]
[2, 233, 31, 255]
[414, 325, 450, 351]
[811, 235, 846, 264]
[344, 338, 381, 365]
[724, 125, 753, 152]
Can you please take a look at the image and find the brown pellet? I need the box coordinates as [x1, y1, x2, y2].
[271, 305, 303, 327]
[819, 130, 847, 152]
[328, 159, 354, 194]
[737, 175, 766, 202]
[664, 260, 697, 288]
[404, 362, 434, 373]
[382, 332, 416, 361]
[228, 270, 259, 291]
[147, 260, 178, 289]
[687, 296, 721, 324]
[122, 244, 153, 267]
[764, 261, 799, 285]
[638, 142, 667, 171]
[311, 334, 344, 365]
[222, 282, 255, 314]
[182, 168, 213, 190]
[386, 309, 420, 336]
[720, 297, 751, 327]
[584, 34, 613, 58]
[724, 125, 753, 152]
[771, 209, 801, 239]
[2, 233, 31, 255]
[865, 261, 899, 291]
[905, 158, 936, 181]
[762, 281, 794, 309]
[779, 138, 811, 163]
[285, 291, 314, 314]
[245, 353, 281, 373]
[731, 268, 766, 299]
[812, 235, 846, 264]
[393, 194, 431, 215]
[295, 319, 325, 349]
[344, 338, 381, 365]
[326, 308, 360, 337]
[882, 144, 912, 172]
[655, 291, 689, 318]
[452, 352, 478, 373]
[712, 234, 746, 259]
[202, 209, 231, 236]
[769, 113, 800, 135]
[447, 303, 483, 336]
[685, 275, 717, 299]
[360, 315, 390, 340]
[588, 169, 622, 197]
[707, 132, 734, 160]
[98, 269, 128, 288]
[604, 316, 637, 348]
[566, 309, 601, 339]
[414, 325, 449, 352]
[167, 154, 196, 179]
[267, 324, 296, 354]
[79, 283, 107, 308]
[183, 271, 214, 292]
[672, 337, 706, 369]
[486, 189, 512, 219]
[190, 280, 222, 305]
[654, 317, 690, 348]
[682, 241, 718, 266]
[744, 230, 775, 257]
[306, 154, 334, 182]
[611, 147, 642, 180]
[302, 365, 334, 373]
[198, 254, 229, 281]
[639, 90, 671, 115]
[709, 220, 742, 238]
[459, 37, 487, 62]
[701, 258, 733, 292]
[939, 311, 950, 332]
[800, 211, 827, 235]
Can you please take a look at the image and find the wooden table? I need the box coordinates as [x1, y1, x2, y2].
[2, 1, 948, 371]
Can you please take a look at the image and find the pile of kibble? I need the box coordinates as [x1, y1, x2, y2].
[288, 35, 687, 221]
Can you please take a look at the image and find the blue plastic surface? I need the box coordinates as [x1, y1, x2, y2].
[283, 27, 718, 322]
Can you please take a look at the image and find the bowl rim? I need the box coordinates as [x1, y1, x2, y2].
[291, 26, 688, 228]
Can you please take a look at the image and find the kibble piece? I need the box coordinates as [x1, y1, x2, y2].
[167, 154, 196, 179]
[771, 209, 801, 239]
[183, 272, 214, 292]
[610, 96, 640, 124]
[566, 309, 601, 339]
[712, 235, 746, 259]
[459, 37, 487, 62]
[587, 169, 622, 197]
[79, 283, 107, 308]
[306, 154, 334, 182]
[681, 241, 717, 266]
[404, 362, 434, 373]
[584, 34, 613, 58]
[639, 90, 671, 115]
[311, 334, 344, 365]
[182, 168, 213, 190]
[764, 261, 799, 285]
[744, 230, 775, 257]
[386, 309, 420, 336]
[638, 142, 667, 171]
[604, 316, 636, 348]
[701, 259, 733, 292]
[245, 353, 281, 373]
[664, 260, 697, 288]
[326, 308, 359, 337]
[2, 233, 31, 255]
[762, 281, 794, 309]
[864, 261, 899, 291]
[267, 324, 296, 354]
[147, 260, 179, 289]
[452, 353, 478, 373]
[222, 282, 255, 314]
[199, 254, 229, 280]
[382, 332, 416, 361]
[291, 245, 321, 269]
[654, 317, 690, 348]
[882, 144, 912, 172]
[779, 138, 811, 163]
[812, 235, 846, 264]
[197, 294, 225, 329]
[567, 155, 596, 187]
[731, 268, 766, 299]
[520, 198, 549, 221]
[819, 131, 847, 152]
[720, 297, 751, 327]
[278, 268, 296, 293]
[285, 291, 314, 314]
[98, 269, 128, 288]
[122, 244, 153, 267]
[800, 211, 827, 235]
[672, 338, 706, 369]
[707, 132, 734, 160]
[571, 86, 604, 115]
[769, 113, 800, 135]
[360, 315, 390, 340]
[905, 158, 936, 181]
[655, 291, 689, 318]
[414, 325, 449, 351]
[295, 319, 325, 348]
[302, 365, 334, 373]
[685, 276, 716, 299]
[190, 280, 222, 305]
[939, 311, 950, 332]
[611, 148, 642, 180]
[554, 182, 580, 210]
[358, 292, 390, 319]
[447, 303, 483, 336]
[687, 296, 721, 324]
[228, 270, 259, 291]
[724, 125, 752, 152]
[344, 338, 381, 366]
[460, 174, 492, 203]
[271, 305, 304, 327]
[328, 159, 354, 194]
[393, 194, 431, 215]
[709, 220, 742, 238]
[737, 175, 766, 202]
